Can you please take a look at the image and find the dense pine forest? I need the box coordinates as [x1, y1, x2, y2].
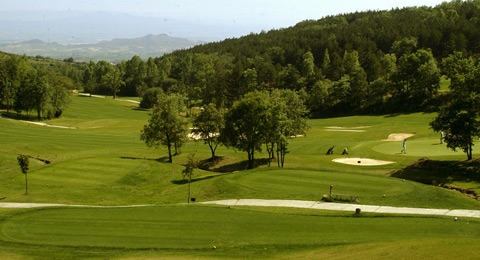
[1, 0, 480, 118]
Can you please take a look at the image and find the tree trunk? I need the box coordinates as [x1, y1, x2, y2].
[468, 136, 473, 160]
[208, 141, 217, 159]
[25, 173, 28, 195]
[188, 176, 191, 204]
[167, 139, 173, 163]
[277, 143, 280, 167]
[266, 143, 273, 167]
[247, 149, 253, 169]
[280, 142, 286, 167]
[210, 146, 216, 159]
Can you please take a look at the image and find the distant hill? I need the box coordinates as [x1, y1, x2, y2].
[0, 34, 203, 63]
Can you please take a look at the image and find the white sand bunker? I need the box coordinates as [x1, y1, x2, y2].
[332, 157, 395, 166]
[188, 132, 219, 140]
[383, 133, 416, 141]
[324, 126, 370, 132]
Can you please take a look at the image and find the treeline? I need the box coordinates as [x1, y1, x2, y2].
[81, 0, 480, 116]
[0, 52, 86, 119]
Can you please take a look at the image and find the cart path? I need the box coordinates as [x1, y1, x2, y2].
[200, 199, 480, 218]
[1, 199, 479, 218]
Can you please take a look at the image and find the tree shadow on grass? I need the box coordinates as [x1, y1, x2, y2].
[1, 111, 37, 121]
[391, 158, 480, 197]
[132, 107, 149, 112]
[120, 156, 170, 163]
[171, 172, 233, 185]
[195, 156, 270, 172]
[213, 158, 270, 173]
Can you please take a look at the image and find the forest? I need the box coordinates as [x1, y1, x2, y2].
[1, 0, 480, 118]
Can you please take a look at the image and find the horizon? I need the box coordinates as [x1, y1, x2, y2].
[1, 0, 448, 42]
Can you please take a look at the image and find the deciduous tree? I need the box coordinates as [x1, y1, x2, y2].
[192, 103, 223, 159]
[141, 94, 187, 163]
[182, 153, 199, 204]
[430, 52, 480, 160]
[221, 91, 270, 169]
[17, 154, 29, 194]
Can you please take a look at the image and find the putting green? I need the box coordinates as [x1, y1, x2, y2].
[372, 139, 479, 157]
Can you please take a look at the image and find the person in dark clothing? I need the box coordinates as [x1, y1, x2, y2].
[326, 145, 335, 155]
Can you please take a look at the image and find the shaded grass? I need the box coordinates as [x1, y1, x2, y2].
[391, 158, 480, 197]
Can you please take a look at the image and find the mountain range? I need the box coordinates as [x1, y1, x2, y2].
[0, 34, 203, 63]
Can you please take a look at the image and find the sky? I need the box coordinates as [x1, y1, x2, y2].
[0, 0, 449, 41]
[1, 0, 449, 25]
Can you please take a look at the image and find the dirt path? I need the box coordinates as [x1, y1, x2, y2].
[20, 120, 77, 129]
[77, 93, 140, 104]
[2, 200, 479, 218]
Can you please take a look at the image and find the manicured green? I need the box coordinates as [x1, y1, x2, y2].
[0, 205, 479, 259]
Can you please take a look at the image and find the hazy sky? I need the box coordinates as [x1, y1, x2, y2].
[2, 0, 449, 29]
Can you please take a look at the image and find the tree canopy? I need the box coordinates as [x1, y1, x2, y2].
[430, 52, 480, 160]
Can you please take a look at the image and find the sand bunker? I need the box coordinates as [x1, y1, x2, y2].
[332, 157, 395, 166]
[324, 126, 370, 132]
[383, 133, 416, 141]
[188, 132, 219, 140]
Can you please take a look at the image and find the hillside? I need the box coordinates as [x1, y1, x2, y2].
[0, 34, 203, 63]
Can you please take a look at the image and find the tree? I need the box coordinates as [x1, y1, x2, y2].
[139, 87, 164, 109]
[391, 48, 440, 108]
[141, 94, 187, 163]
[46, 72, 72, 118]
[0, 54, 22, 112]
[182, 153, 199, 204]
[275, 90, 309, 167]
[192, 103, 223, 159]
[221, 91, 270, 169]
[430, 52, 480, 160]
[124, 55, 147, 96]
[101, 65, 124, 99]
[30, 72, 50, 120]
[17, 154, 29, 194]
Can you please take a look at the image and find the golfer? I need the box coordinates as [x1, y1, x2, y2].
[401, 139, 407, 154]
[440, 131, 444, 144]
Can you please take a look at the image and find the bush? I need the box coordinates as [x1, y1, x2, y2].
[139, 88, 164, 109]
